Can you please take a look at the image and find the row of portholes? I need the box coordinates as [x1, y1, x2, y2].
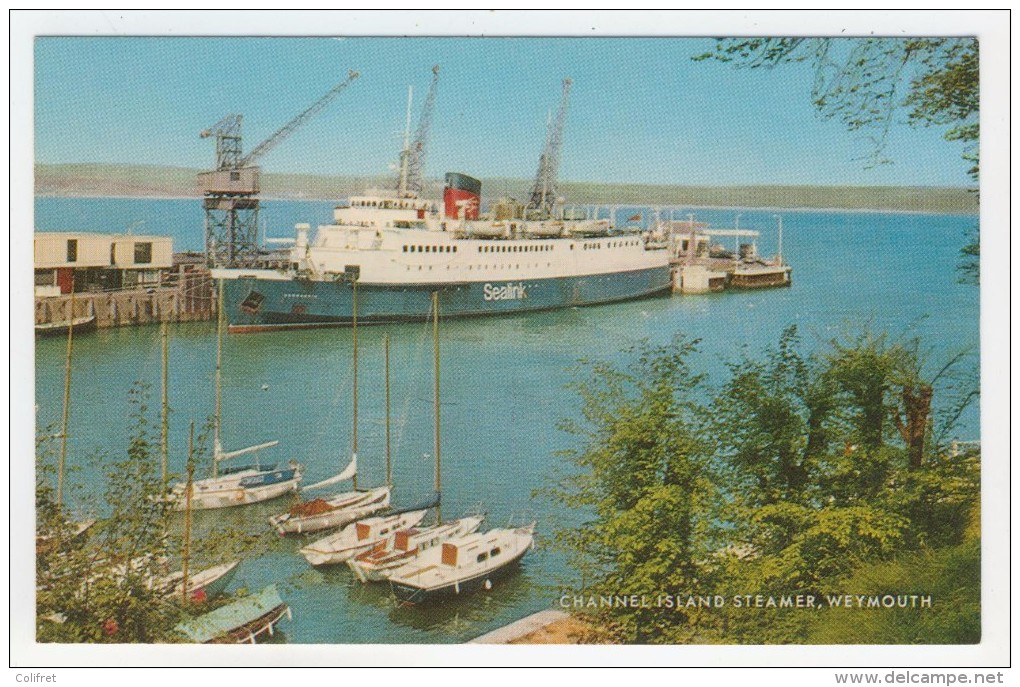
[402, 244, 457, 253]
[404, 263, 553, 272]
[477, 244, 554, 254]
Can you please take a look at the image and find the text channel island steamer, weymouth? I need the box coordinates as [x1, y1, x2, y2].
[211, 74, 672, 332]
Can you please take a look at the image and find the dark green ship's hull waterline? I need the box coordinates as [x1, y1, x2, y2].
[222, 265, 673, 333]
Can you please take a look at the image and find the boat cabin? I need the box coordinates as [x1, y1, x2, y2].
[440, 534, 504, 569]
[356, 518, 400, 541]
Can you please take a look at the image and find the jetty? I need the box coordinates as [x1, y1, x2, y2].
[658, 218, 792, 294]
[34, 231, 216, 330]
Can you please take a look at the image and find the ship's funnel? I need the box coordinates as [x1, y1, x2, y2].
[444, 172, 481, 220]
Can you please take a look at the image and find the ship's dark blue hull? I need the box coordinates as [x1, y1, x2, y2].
[389, 548, 528, 606]
[221, 266, 671, 332]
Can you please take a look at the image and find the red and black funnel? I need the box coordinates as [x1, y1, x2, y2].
[444, 172, 481, 220]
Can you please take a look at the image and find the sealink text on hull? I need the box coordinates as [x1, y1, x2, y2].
[213, 173, 673, 332]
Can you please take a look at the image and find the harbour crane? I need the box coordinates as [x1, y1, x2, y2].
[526, 78, 572, 220]
[396, 65, 440, 199]
[199, 70, 360, 267]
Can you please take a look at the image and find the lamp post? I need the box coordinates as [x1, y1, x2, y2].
[734, 214, 742, 265]
[773, 214, 784, 266]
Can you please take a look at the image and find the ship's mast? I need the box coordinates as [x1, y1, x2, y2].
[213, 280, 223, 477]
[432, 291, 441, 524]
[395, 65, 440, 199]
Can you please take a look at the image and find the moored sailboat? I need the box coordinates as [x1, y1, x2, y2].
[348, 292, 484, 583]
[385, 292, 536, 603]
[161, 559, 240, 603]
[298, 501, 434, 567]
[169, 282, 302, 511]
[348, 514, 484, 583]
[268, 289, 392, 535]
[388, 523, 536, 606]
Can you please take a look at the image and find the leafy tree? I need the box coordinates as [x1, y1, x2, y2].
[713, 326, 837, 508]
[548, 329, 980, 644]
[543, 338, 726, 643]
[36, 383, 264, 643]
[37, 384, 183, 642]
[695, 37, 980, 281]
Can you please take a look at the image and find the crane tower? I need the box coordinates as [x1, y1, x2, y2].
[526, 78, 572, 219]
[199, 70, 360, 268]
[397, 65, 440, 199]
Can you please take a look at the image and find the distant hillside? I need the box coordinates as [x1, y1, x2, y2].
[34, 163, 978, 214]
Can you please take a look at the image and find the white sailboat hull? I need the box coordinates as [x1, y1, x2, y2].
[161, 560, 241, 601]
[299, 510, 428, 567]
[347, 515, 485, 583]
[269, 486, 391, 535]
[175, 469, 302, 511]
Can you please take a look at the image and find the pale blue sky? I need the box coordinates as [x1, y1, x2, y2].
[34, 36, 973, 187]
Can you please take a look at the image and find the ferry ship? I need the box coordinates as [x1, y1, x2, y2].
[213, 173, 672, 332]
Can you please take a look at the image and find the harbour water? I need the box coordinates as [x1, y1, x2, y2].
[32, 197, 980, 643]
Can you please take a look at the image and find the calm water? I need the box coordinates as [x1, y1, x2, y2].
[32, 197, 980, 643]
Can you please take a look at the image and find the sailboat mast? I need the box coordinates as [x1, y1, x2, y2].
[213, 280, 224, 478]
[160, 319, 169, 484]
[384, 333, 391, 486]
[181, 421, 195, 605]
[57, 277, 76, 507]
[432, 291, 441, 523]
[351, 280, 358, 490]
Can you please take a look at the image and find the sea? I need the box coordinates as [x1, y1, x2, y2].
[30, 196, 980, 644]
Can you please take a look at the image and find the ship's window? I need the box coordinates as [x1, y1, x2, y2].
[453, 246, 457, 252]
[403, 245, 408, 252]
[491, 547, 501, 557]
[478, 247, 482, 253]
[425, 246, 431, 253]
[66, 239, 78, 263]
[476, 551, 489, 563]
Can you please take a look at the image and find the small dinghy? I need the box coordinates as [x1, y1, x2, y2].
[175, 584, 291, 644]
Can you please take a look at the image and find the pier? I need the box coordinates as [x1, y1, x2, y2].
[662, 221, 792, 294]
[34, 255, 216, 330]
